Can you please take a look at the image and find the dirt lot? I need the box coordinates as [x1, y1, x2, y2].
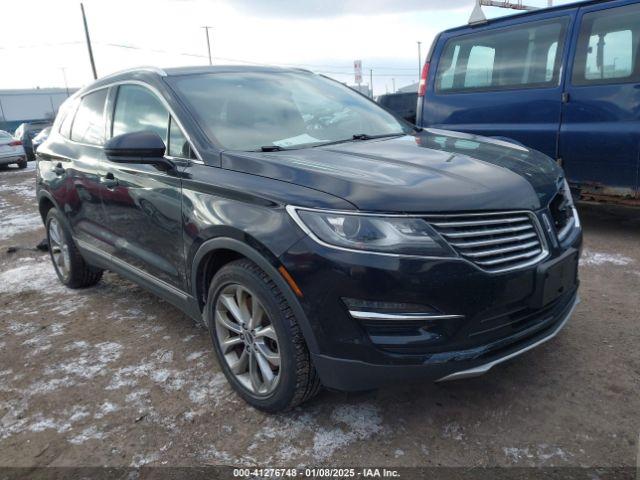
[0, 164, 638, 471]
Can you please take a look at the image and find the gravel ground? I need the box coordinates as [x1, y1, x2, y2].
[0, 164, 638, 471]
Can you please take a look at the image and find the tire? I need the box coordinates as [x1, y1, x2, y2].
[17, 158, 27, 169]
[206, 259, 321, 412]
[45, 208, 103, 288]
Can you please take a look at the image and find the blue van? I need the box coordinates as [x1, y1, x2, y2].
[417, 0, 640, 205]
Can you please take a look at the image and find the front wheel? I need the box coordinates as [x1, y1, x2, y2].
[206, 259, 320, 412]
[45, 209, 103, 288]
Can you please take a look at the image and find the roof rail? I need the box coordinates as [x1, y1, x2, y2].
[97, 66, 167, 81]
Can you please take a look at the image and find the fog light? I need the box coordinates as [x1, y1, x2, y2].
[342, 298, 463, 321]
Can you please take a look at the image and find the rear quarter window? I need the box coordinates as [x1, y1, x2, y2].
[435, 17, 569, 93]
[71, 89, 108, 145]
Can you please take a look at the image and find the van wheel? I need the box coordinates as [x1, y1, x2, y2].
[206, 259, 321, 412]
[17, 158, 27, 169]
[45, 209, 103, 288]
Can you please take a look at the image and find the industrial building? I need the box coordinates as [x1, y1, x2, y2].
[0, 88, 76, 133]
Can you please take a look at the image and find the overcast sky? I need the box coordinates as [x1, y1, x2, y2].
[0, 0, 581, 95]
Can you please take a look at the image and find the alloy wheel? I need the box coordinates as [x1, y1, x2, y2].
[48, 218, 70, 282]
[214, 284, 281, 396]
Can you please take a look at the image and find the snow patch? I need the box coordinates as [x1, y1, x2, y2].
[0, 258, 72, 294]
[131, 452, 160, 467]
[581, 250, 633, 267]
[69, 425, 106, 445]
[504, 445, 572, 465]
[186, 350, 207, 361]
[45, 342, 122, 379]
[0, 212, 42, 240]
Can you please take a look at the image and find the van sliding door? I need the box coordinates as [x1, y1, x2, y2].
[559, 0, 640, 203]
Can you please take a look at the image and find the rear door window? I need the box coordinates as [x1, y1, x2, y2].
[70, 89, 108, 145]
[572, 3, 640, 85]
[436, 17, 569, 93]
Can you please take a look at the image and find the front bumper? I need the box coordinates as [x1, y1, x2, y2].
[279, 216, 582, 391]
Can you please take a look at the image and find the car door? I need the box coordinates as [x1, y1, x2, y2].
[559, 0, 640, 201]
[100, 83, 186, 290]
[422, 11, 575, 160]
[45, 89, 112, 254]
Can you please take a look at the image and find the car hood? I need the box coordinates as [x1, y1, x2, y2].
[221, 129, 562, 212]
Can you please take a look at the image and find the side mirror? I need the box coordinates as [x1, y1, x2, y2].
[104, 131, 174, 170]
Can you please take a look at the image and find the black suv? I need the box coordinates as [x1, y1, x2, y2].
[36, 66, 582, 412]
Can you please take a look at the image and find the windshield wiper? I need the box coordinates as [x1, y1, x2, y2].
[260, 145, 286, 152]
[351, 133, 405, 141]
[311, 132, 406, 148]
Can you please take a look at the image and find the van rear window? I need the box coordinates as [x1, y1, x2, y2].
[436, 17, 569, 93]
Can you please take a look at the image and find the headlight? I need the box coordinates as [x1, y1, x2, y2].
[286, 206, 453, 257]
[561, 178, 581, 228]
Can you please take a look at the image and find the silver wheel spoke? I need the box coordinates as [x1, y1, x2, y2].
[221, 292, 248, 326]
[254, 325, 277, 342]
[215, 310, 242, 335]
[249, 295, 264, 329]
[49, 222, 61, 245]
[248, 352, 262, 392]
[229, 349, 249, 374]
[255, 349, 275, 385]
[221, 335, 243, 353]
[235, 286, 252, 324]
[255, 341, 280, 367]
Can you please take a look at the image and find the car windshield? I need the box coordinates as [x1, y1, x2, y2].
[168, 71, 410, 151]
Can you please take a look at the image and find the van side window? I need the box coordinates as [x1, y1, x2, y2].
[70, 89, 108, 145]
[436, 17, 569, 93]
[572, 4, 640, 85]
[545, 42, 558, 81]
[464, 46, 495, 88]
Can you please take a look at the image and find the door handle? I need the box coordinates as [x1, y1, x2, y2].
[53, 162, 65, 175]
[100, 173, 119, 189]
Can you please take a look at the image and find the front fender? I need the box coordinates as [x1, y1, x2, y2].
[190, 237, 320, 354]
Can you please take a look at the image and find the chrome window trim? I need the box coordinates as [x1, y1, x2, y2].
[65, 79, 204, 164]
[286, 205, 550, 274]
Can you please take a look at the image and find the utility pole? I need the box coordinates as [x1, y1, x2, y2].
[369, 69, 373, 98]
[417, 41, 422, 82]
[80, 3, 97, 79]
[202, 26, 213, 65]
[60, 68, 70, 97]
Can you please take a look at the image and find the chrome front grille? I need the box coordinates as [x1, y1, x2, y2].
[425, 211, 548, 273]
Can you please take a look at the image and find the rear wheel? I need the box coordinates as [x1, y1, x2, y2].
[206, 259, 320, 412]
[45, 209, 103, 288]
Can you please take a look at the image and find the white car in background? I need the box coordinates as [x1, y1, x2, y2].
[0, 130, 27, 169]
